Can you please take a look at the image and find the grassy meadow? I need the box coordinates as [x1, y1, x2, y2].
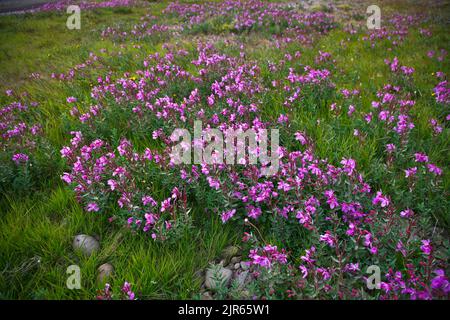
[0, 0, 449, 299]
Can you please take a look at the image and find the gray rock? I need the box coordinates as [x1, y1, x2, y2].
[221, 246, 240, 264]
[236, 270, 250, 288]
[194, 269, 204, 279]
[73, 234, 100, 256]
[234, 263, 241, 270]
[205, 266, 233, 290]
[240, 289, 251, 299]
[240, 261, 250, 270]
[230, 256, 241, 264]
[200, 292, 213, 300]
[97, 263, 114, 282]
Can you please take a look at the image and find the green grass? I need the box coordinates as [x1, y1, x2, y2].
[0, 186, 238, 299]
[0, 0, 449, 299]
[0, 3, 241, 299]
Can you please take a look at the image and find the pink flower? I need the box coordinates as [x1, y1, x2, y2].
[160, 198, 171, 212]
[207, 94, 215, 106]
[121, 282, 136, 300]
[299, 265, 308, 278]
[420, 240, 432, 255]
[324, 190, 339, 209]
[431, 270, 450, 294]
[404, 167, 417, 178]
[347, 104, 355, 116]
[396, 240, 407, 257]
[400, 209, 414, 218]
[414, 153, 429, 163]
[319, 231, 336, 247]
[12, 153, 29, 165]
[346, 223, 357, 236]
[278, 114, 289, 124]
[207, 176, 220, 190]
[221, 209, 236, 223]
[294, 131, 307, 145]
[113, 166, 126, 177]
[107, 179, 118, 191]
[142, 195, 157, 206]
[61, 173, 72, 184]
[427, 163, 442, 176]
[144, 213, 156, 225]
[246, 205, 262, 219]
[300, 246, 316, 264]
[60, 146, 72, 158]
[340, 158, 356, 176]
[372, 191, 390, 207]
[86, 202, 100, 212]
[386, 144, 396, 153]
[344, 263, 360, 273]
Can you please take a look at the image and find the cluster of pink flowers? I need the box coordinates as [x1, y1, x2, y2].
[51, 52, 104, 82]
[433, 72, 450, 105]
[249, 245, 288, 269]
[101, 14, 171, 41]
[13, 0, 138, 15]
[97, 281, 136, 300]
[356, 84, 416, 146]
[0, 97, 42, 166]
[61, 131, 188, 241]
[164, 0, 334, 39]
[47, 1, 449, 300]
[384, 57, 415, 77]
[362, 14, 424, 47]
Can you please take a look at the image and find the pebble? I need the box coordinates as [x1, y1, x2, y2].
[240, 261, 249, 270]
[230, 256, 241, 264]
[205, 266, 233, 290]
[97, 263, 114, 282]
[72, 234, 100, 256]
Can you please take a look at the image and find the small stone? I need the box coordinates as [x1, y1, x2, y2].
[97, 263, 114, 282]
[234, 263, 240, 270]
[73, 234, 100, 256]
[200, 292, 213, 300]
[230, 256, 241, 264]
[240, 289, 251, 299]
[236, 270, 250, 288]
[221, 246, 240, 264]
[194, 269, 204, 279]
[240, 261, 250, 270]
[205, 266, 233, 290]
